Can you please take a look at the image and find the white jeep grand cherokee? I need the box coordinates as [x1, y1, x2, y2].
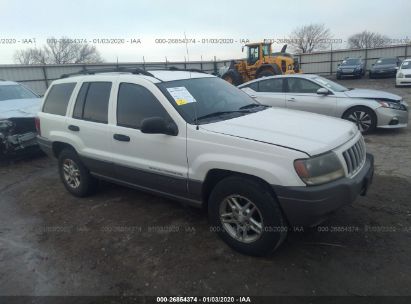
[37, 68, 374, 256]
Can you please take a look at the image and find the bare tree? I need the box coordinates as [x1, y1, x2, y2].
[347, 31, 390, 49]
[288, 24, 332, 53]
[14, 37, 103, 64]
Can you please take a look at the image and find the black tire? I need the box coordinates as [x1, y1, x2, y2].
[336, 74, 341, 80]
[58, 148, 97, 197]
[342, 106, 377, 134]
[256, 65, 281, 79]
[256, 69, 275, 78]
[369, 72, 373, 79]
[208, 176, 287, 256]
[222, 70, 243, 86]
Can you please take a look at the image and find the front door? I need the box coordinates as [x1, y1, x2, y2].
[109, 81, 188, 197]
[285, 78, 336, 116]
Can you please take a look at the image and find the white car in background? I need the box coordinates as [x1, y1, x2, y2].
[396, 59, 411, 87]
[0, 80, 42, 155]
[239, 74, 409, 133]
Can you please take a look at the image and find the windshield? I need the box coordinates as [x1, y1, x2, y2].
[401, 61, 411, 69]
[341, 59, 360, 66]
[0, 84, 38, 101]
[312, 76, 348, 92]
[157, 77, 264, 124]
[376, 58, 397, 65]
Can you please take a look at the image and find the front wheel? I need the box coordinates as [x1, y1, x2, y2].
[208, 176, 287, 256]
[343, 106, 377, 134]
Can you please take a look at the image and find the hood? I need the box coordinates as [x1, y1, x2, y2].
[371, 64, 397, 70]
[0, 98, 42, 120]
[343, 88, 402, 102]
[201, 108, 358, 156]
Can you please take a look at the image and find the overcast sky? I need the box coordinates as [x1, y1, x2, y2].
[0, 0, 410, 64]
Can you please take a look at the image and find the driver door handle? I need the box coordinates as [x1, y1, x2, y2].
[287, 97, 297, 102]
[113, 134, 130, 142]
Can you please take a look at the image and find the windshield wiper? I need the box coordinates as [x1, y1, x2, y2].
[195, 110, 246, 122]
[239, 103, 267, 110]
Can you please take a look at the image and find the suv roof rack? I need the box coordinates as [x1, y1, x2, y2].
[60, 67, 157, 79]
[168, 66, 208, 74]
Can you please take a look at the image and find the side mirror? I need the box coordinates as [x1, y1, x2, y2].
[371, 63, 375, 66]
[317, 88, 330, 95]
[241, 46, 244, 53]
[141, 117, 178, 136]
[337, 63, 340, 67]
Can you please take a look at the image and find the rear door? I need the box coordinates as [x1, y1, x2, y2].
[285, 77, 337, 116]
[242, 78, 286, 108]
[66, 81, 114, 176]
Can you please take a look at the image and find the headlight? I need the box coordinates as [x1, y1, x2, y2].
[378, 100, 406, 111]
[397, 73, 404, 78]
[294, 152, 344, 185]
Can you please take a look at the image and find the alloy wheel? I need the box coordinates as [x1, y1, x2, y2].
[347, 111, 372, 132]
[62, 159, 81, 188]
[219, 194, 263, 243]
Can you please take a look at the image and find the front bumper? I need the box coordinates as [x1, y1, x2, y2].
[337, 69, 362, 77]
[273, 153, 374, 227]
[370, 69, 397, 77]
[396, 77, 411, 86]
[375, 106, 409, 128]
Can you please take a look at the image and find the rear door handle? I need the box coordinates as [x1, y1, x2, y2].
[68, 125, 80, 131]
[113, 134, 130, 142]
[287, 97, 296, 102]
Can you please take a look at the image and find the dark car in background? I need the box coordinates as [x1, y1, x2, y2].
[336, 58, 366, 79]
[369, 57, 401, 78]
[0, 80, 41, 156]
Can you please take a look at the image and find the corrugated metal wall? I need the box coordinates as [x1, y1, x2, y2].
[0, 44, 409, 94]
[299, 44, 410, 75]
[0, 60, 231, 95]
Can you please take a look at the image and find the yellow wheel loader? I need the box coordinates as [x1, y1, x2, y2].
[221, 43, 302, 85]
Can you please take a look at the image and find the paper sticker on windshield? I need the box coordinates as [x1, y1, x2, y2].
[167, 87, 197, 106]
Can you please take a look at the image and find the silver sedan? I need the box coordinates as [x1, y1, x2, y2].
[238, 74, 409, 133]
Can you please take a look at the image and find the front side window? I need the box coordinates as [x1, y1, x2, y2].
[43, 82, 76, 116]
[287, 78, 321, 94]
[259, 78, 283, 93]
[262, 44, 270, 56]
[117, 83, 169, 129]
[73, 82, 111, 123]
[312, 76, 347, 92]
[248, 46, 259, 64]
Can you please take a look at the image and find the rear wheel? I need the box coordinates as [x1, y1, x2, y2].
[58, 148, 97, 197]
[208, 176, 287, 256]
[222, 70, 243, 86]
[343, 106, 377, 134]
[256, 69, 276, 78]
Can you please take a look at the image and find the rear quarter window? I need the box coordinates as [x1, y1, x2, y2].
[42, 83, 76, 116]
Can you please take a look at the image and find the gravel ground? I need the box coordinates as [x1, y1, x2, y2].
[0, 77, 410, 296]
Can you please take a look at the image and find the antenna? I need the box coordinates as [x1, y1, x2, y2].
[183, 32, 198, 128]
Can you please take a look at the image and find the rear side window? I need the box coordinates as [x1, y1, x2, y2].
[243, 82, 259, 91]
[43, 83, 76, 115]
[117, 83, 168, 129]
[73, 82, 112, 123]
[259, 78, 284, 93]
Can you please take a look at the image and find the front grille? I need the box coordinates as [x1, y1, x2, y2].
[342, 137, 366, 176]
[405, 75, 411, 78]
